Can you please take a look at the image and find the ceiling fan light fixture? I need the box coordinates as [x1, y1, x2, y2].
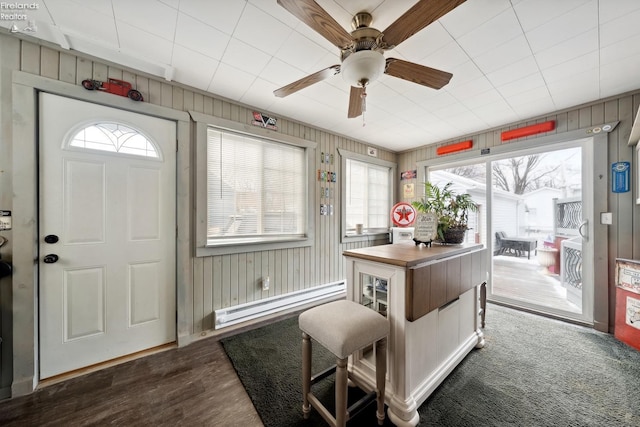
[341, 50, 385, 88]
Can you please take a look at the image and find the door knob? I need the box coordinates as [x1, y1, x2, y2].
[0, 260, 11, 278]
[44, 235, 59, 244]
[43, 254, 59, 264]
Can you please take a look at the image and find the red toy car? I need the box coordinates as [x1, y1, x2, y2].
[82, 78, 143, 101]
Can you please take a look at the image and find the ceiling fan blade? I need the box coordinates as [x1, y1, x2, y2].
[277, 0, 353, 49]
[273, 65, 340, 98]
[382, 0, 466, 48]
[385, 58, 452, 89]
[348, 86, 364, 118]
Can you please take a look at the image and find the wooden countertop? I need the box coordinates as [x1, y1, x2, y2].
[343, 242, 484, 268]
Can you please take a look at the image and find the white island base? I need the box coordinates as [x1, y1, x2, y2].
[343, 243, 487, 426]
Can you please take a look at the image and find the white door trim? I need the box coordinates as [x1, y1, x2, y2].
[10, 71, 191, 396]
[416, 126, 612, 331]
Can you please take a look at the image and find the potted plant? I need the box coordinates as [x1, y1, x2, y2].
[411, 181, 478, 244]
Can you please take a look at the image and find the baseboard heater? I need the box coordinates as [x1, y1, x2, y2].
[214, 281, 345, 329]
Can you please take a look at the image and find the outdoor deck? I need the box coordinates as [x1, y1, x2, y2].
[491, 254, 580, 313]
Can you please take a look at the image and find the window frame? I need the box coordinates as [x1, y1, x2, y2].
[339, 148, 396, 243]
[66, 120, 162, 161]
[191, 111, 316, 256]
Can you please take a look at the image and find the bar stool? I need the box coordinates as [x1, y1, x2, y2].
[299, 300, 389, 426]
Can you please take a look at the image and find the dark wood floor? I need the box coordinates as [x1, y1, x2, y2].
[0, 337, 263, 426]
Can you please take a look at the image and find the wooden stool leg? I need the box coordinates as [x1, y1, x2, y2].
[335, 357, 348, 427]
[301, 332, 311, 419]
[375, 337, 387, 425]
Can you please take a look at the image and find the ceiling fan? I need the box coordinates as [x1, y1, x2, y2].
[273, 0, 466, 119]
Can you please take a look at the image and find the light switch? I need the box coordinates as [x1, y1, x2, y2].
[600, 212, 613, 225]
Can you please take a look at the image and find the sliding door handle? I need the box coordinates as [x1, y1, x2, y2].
[578, 220, 588, 241]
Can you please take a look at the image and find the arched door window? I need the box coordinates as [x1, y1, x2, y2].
[68, 122, 160, 159]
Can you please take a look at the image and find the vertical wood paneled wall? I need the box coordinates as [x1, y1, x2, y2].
[4, 34, 639, 341]
[1, 36, 395, 340]
[397, 94, 640, 328]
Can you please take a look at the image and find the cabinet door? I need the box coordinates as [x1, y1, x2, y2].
[437, 299, 460, 364]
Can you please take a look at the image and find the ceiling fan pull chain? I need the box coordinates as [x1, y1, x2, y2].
[361, 89, 367, 126]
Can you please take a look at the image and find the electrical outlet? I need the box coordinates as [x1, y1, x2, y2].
[262, 276, 270, 291]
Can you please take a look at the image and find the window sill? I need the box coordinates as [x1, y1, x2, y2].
[196, 236, 312, 257]
[341, 232, 390, 244]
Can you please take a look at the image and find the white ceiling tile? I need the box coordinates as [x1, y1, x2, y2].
[210, 63, 257, 102]
[600, 7, 640, 48]
[600, 55, 640, 98]
[431, 101, 471, 121]
[158, 0, 180, 8]
[405, 88, 457, 111]
[601, 32, 640, 66]
[179, 0, 246, 35]
[241, 78, 282, 112]
[418, 41, 470, 72]
[116, 22, 174, 65]
[249, 0, 306, 26]
[221, 38, 270, 75]
[514, 0, 592, 32]
[447, 76, 494, 101]
[525, 1, 597, 53]
[394, 23, 454, 63]
[485, 56, 539, 87]
[171, 45, 219, 91]
[233, 3, 293, 56]
[497, 74, 547, 99]
[443, 112, 487, 133]
[534, 29, 598, 70]
[112, 0, 177, 41]
[510, 97, 556, 118]
[456, 7, 522, 58]
[599, 0, 640, 24]
[400, 106, 440, 123]
[293, 21, 341, 52]
[22, 0, 640, 152]
[175, 13, 229, 60]
[541, 52, 598, 84]
[473, 35, 532, 75]
[459, 89, 505, 110]
[17, 1, 57, 24]
[440, 0, 512, 39]
[260, 57, 308, 87]
[301, 81, 351, 110]
[446, 61, 484, 86]
[505, 85, 553, 108]
[63, 0, 114, 15]
[45, 0, 118, 45]
[550, 83, 598, 110]
[276, 31, 334, 73]
[471, 99, 518, 125]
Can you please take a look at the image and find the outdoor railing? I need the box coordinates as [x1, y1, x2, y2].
[552, 197, 582, 236]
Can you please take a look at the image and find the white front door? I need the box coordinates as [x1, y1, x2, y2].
[39, 93, 176, 379]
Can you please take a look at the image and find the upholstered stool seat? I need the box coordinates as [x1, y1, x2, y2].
[299, 300, 389, 426]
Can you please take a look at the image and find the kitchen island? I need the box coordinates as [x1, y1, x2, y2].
[343, 242, 487, 426]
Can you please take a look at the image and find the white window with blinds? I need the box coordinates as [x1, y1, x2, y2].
[206, 127, 307, 245]
[340, 149, 395, 240]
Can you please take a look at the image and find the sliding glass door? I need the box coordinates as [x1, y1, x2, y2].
[428, 140, 594, 324]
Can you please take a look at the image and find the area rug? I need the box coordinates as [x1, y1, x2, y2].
[221, 304, 640, 426]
